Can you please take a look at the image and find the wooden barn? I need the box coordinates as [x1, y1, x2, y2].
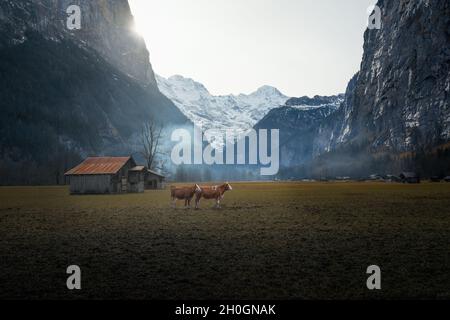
[145, 169, 165, 190]
[65, 157, 146, 194]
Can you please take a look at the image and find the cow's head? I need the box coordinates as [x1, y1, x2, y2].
[194, 184, 202, 193]
[224, 182, 233, 191]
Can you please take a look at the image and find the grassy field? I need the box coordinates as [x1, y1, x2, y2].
[1, 182, 450, 300]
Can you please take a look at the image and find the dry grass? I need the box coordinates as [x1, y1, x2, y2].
[1, 182, 450, 300]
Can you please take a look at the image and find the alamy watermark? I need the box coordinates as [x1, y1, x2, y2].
[367, 5, 381, 30]
[66, 265, 81, 290]
[170, 126, 280, 176]
[366, 265, 381, 290]
[66, 5, 81, 30]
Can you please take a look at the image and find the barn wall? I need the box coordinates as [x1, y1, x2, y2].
[114, 159, 136, 193]
[158, 177, 165, 189]
[129, 181, 144, 193]
[69, 175, 113, 194]
[128, 171, 145, 193]
[145, 173, 165, 190]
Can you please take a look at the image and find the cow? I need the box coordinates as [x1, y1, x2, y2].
[170, 184, 202, 209]
[195, 182, 233, 209]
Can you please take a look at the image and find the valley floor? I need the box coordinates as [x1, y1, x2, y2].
[1, 182, 450, 299]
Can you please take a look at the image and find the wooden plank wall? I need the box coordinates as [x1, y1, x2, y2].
[69, 175, 112, 194]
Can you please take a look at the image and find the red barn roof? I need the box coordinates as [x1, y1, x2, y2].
[65, 157, 132, 176]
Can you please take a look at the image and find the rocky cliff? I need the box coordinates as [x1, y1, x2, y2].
[0, 0, 156, 86]
[317, 0, 450, 155]
[254, 0, 450, 177]
[0, 0, 190, 185]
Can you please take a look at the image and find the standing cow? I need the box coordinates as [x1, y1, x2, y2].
[170, 184, 202, 209]
[195, 183, 233, 209]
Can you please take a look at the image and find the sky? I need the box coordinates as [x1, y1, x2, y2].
[129, 0, 377, 97]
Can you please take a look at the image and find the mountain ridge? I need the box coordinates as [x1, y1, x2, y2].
[255, 94, 344, 168]
[156, 74, 289, 132]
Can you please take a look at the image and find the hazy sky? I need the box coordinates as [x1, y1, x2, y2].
[129, 0, 377, 97]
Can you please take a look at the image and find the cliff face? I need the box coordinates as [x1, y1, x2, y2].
[253, 0, 450, 177]
[313, 74, 359, 156]
[317, 0, 450, 154]
[63, 0, 157, 87]
[0, 0, 156, 86]
[0, 0, 189, 185]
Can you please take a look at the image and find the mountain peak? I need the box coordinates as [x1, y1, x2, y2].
[158, 74, 210, 95]
[168, 74, 189, 81]
[254, 85, 284, 97]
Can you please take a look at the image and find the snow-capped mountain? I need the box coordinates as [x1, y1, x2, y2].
[285, 95, 344, 111]
[156, 74, 289, 131]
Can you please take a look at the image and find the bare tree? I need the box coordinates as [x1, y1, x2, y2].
[140, 121, 164, 171]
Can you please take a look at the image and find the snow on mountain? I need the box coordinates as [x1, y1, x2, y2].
[285, 95, 344, 111]
[156, 74, 290, 131]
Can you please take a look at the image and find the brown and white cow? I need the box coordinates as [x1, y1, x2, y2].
[170, 184, 202, 209]
[195, 182, 233, 209]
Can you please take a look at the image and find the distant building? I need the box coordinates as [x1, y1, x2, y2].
[336, 176, 351, 181]
[369, 174, 384, 181]
[400, 172, 420, 184]
[386, 175, 402, 183]
[64, 157, 164, 194]
[430, 176, 442, 182]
